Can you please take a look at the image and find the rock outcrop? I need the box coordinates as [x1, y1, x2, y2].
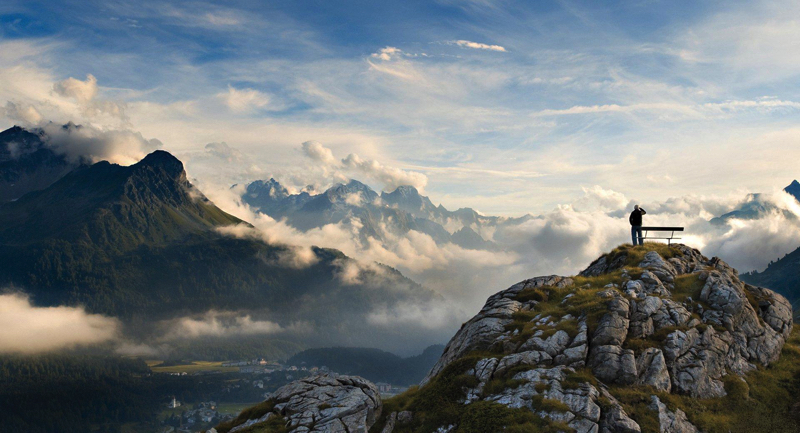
[219, 244, 794, 433]
[219, 374, 381, 433]
[414, 244, 792, 432]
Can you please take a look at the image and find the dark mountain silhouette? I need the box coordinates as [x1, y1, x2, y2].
[287, 344, 444, 386]
[0, 129, 439, 350]
[742, 246, 800, 308]
[0, 125, 76, 202]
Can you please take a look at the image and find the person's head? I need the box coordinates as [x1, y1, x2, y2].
[634, 204, 639, 210]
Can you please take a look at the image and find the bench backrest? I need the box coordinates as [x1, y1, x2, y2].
[640, 227, 684, 231]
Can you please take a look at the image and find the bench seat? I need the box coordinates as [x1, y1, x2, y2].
[640, 227, 684, 245]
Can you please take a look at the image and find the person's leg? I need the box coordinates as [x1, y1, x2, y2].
[631, 226, 637, 245]
[636, 227, 644, 245]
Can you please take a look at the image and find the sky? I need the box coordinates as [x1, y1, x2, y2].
[3, 0, 800, 216]
[5, 0, 800, 354]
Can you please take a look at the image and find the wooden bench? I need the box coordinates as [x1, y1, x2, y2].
[640, 226, 684, 245]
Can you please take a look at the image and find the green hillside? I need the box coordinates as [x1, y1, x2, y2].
[0, 149, 437, 324]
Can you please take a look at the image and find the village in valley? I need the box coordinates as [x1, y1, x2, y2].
[154, 357, 408, 433]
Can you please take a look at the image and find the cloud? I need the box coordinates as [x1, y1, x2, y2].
[371, 46, 404, 61]
[0, 293, 119, 354]
[367, 301, 460, 330]
[204, 141, 243, 162]
[449, 40, 507, 52]
[341, 153, 428, 192]
[217, 85, 271, 112]
[572, 185, 630, 212]
[41, 122, 162, 165]
[160, 311, 283, 340]
[302, 140, 338, 166]
[297, 141, 429, 192]
[54, 74, 98, 103]
[2, 101, 42, 124]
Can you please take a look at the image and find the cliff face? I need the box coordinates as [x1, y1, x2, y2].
[219, 244, 797, 433]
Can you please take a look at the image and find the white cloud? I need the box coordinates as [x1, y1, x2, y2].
[371, 46, 404, 61]
[342, 153, 428, 192]
[41, 122, 161, 165]
[450, 40, 507, 52]
[2, 101, 42, 124]
[302, 140, 338, 166]
[160, 311, 283, 340]
[53, 74, 99, 103]
[298, 140, 428, 192]
[0, 293, 119, 354]
[217, 85, 271, 112]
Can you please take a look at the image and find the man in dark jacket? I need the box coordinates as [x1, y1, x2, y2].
[629, 204, 646, 246]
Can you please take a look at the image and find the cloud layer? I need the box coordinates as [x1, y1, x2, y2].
[0, 293, 119, 354]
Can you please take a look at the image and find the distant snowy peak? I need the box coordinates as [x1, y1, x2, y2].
[247, 178, 289, 198]
[239, 178, 506, 249]
[380, 184, 439, 218]
[323, 179, 379, 204]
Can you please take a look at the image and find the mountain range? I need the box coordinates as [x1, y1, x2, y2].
[241, 178, 529, 251]
[0, 125, 441, 350]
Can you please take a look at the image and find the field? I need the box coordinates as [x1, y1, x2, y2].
[147, 360, 240, 373]
[158, 401, 257, 421]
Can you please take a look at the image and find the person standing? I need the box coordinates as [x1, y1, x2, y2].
[629, 204, 646, 246]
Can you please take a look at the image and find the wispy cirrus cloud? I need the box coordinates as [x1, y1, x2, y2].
[448, 40, 507, 52]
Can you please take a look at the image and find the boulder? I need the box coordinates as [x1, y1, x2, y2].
[649, 396, 698, 433]
[232, 374, 381, 433]
[635, 348, 671, 392]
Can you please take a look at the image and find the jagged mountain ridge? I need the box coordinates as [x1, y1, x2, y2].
[0, 149, 241, 249]
[241, 178, 531, 251]
[0, 137, 440, 349]
[220, 244, 798, 433]
[0, 125, 77, 202]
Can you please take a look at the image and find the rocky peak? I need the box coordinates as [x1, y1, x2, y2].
[380, 185, 437, 217]
[134, 150, 184, 177]
[219, 243, 796, 433]
[785, 180, 800, 201]
[245, 178, 289, 200]
[416, 244, 792, 432]
[0, 125, 75, 202]
[212, 373, 381, 433]
[323, 179, 379, 204]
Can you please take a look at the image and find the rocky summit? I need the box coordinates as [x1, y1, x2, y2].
[213, 374, 382, 433]
[218, 243, 797, 433]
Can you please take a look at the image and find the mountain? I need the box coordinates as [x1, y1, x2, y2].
[741, 246, 800, 308]
[222, 243, 798, 433]
[240, 178, 523, 250]
[0, 129, 439, 349]
[785, 179, 800, 201]
[711, 180, 800, 225]
[0, 125, 77, 202]
[287, 344, 444, 386]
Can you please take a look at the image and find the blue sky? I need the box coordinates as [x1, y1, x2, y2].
[3, 0, 800, 215]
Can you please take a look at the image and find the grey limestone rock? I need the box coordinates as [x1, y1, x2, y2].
[649, 395, 698, 433]
[232, 374, 381, 433]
